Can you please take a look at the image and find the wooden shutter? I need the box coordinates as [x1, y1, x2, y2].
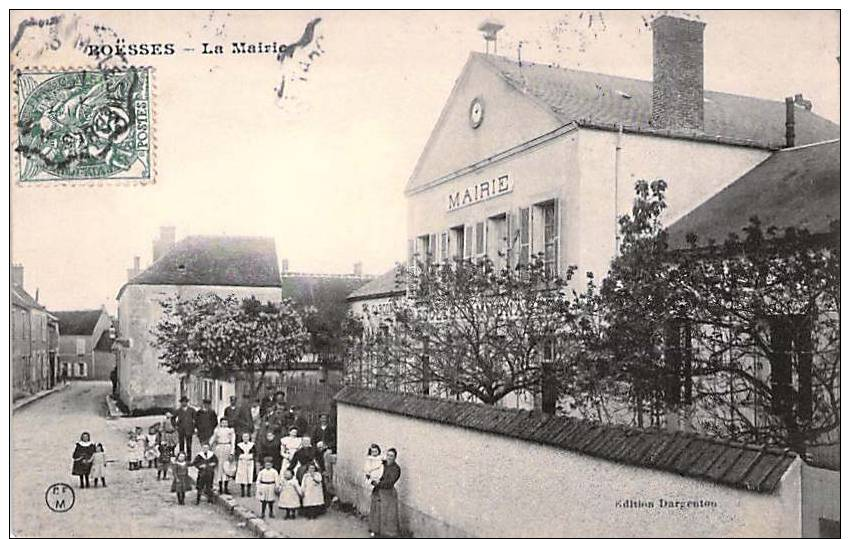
[519, 207, 530, 267]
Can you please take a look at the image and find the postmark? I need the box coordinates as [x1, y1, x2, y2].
[14, 66, 153, 184]
[44, 482, 75, 513]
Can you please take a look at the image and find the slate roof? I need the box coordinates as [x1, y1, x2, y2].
[336, 386, 799, 493]
[478, 53, 839, 149]
[118, 236, 281, 298]
[53, 309, 104, 336]
[667, 139, 840, 250]
[11, 283, 45, 311]
[347, 266, 407, 302]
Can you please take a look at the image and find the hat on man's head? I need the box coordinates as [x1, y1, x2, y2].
[179, 396, 189, 403]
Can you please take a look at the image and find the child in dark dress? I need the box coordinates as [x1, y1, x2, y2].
[72, 432, 96, 488]
[170, 452, 195, 505]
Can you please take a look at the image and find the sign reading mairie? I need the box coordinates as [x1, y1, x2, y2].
[447, 175, 512, 212]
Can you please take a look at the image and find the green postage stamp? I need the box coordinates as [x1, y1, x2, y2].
[14, 67, 152, 183]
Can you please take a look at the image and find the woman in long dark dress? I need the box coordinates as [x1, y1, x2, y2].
[369, 448, 401, 538]
[72, 432, 96, 488]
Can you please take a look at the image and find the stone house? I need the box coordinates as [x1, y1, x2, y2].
[115, 234, 283, 412]
[11, 264, 57, 397]
[53, 308, 114, 380]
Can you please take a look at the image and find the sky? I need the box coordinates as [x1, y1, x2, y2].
[9, 10, 840, 311]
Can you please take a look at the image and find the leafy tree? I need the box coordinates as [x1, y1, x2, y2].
[151, 294, 310, 399]
[345, 255, 577, 406]
[573, 179, 840, 453]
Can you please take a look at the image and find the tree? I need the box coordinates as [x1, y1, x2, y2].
[151, 294, 310, 399]
[573, 179, 840, 453]
[345, 255, 577, 406]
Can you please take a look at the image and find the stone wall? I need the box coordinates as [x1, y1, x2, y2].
[335, 389, 804, 538]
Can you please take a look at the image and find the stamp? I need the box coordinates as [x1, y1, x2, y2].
[44, 482, 75, 513]
[14, 66, 153, 184]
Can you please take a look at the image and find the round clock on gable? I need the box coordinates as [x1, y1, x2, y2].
[469, 97, 485, 129]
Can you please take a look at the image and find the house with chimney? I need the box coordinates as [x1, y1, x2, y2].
[53, 308, 115, 381]
[404, 15, 838, 286]
[388, 14, 838, 410]
[11, 264, 59, 397]
[114, 231, 283, 412]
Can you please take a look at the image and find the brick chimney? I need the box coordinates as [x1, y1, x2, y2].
[152, 226, 176, 262]
[11, 264, 23, 288]
[651, 14, 706, 131]
[785, 97, 796, 148]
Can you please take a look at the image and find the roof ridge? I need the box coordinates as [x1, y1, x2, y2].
[476, 51, 839, 114]
[777, 138, 840, 152]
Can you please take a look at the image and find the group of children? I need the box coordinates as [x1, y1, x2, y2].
[74, 411, 331, 521]
[125, 418, 327, 519]
[255, 456, 326, 519]
[126, 418, 177, 481]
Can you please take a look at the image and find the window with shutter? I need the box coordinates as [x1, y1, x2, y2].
[541, 200, 559, 277]
[519, 207, 530, 267]
[475, 222, 486, 258]
[487, 213, 508, 268]
[464, 225, 473, 260]
[440, 232, 449, 263]
[768, 315, 813, 423]
[664, 320, 693, 407]
[451, 226, 465, 261]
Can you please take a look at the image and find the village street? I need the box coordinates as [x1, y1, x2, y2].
[11, 382, 368, 538]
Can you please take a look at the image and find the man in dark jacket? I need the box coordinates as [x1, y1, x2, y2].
[195, 399, 218, 446]
[289, 405, 310, 438]
[264, 392, 291, 439]
[235, 393, 257, 438]
[173, 396, 196, 459]
[309, 413, 336, 452]
[254, 428, 282, 472]
[222, 396, 240, 433]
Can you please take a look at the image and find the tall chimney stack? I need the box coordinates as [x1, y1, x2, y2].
[353, 262, 363, 277]
[11, 264, 23, 288]
[127, 255, 142, 281]
[651, 14, 706, 131]
[152, 226, 176, 262]
[785, 97, 796, 148]
[281, 258, 290, 273]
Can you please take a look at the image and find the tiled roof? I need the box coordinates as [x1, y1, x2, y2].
[335, 386, 798, 493]
[118, 236, 281, 298]
[478, 53, 839, 149]
[347, 266, 407, 301]
[667, 140, 839, 250]
[53, 309, 104, 336]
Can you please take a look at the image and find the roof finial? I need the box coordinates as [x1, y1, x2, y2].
[478, 19, 504, 55]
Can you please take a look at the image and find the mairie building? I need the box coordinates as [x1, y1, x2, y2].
[403, 15, 838, 284]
